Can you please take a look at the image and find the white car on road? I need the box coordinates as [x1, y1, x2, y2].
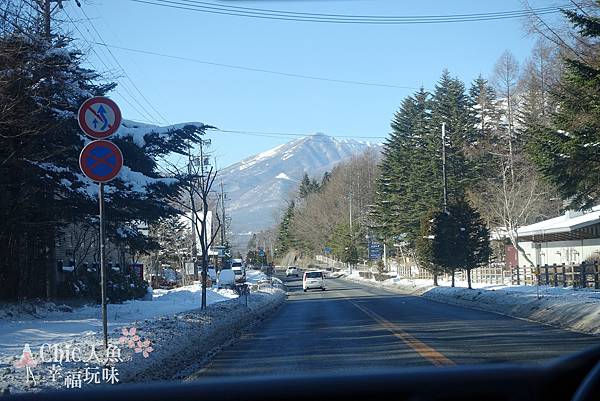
[303, 270, 325, 292]
[217, 267, 236, 289]
[231, 259, 246, 283]
[286, 266, 299, 277]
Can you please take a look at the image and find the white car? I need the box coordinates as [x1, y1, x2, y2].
[217, 267, 236, 289]
[286, 266, 299, 277]
[232, 266, 245, 283]
[303, 270, 325, 292]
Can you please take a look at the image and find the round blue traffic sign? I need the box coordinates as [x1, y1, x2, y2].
[79, 140, 123, 183]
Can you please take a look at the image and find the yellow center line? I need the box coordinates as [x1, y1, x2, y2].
[347, 298, 455, 367]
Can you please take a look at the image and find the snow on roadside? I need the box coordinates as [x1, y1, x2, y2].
[0, 285, 285, 394]
[245, 269, 283, 286]
[0, 284, 236, 363]
[343, 270, 600, 335]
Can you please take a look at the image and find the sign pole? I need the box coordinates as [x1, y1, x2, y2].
[78, 96, 123, 351]
[99, 182, 108, 349]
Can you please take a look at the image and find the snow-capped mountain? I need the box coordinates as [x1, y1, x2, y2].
[219, 133, 380, 242]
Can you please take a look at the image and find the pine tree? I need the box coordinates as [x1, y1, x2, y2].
[372, 88, 431, 243]
[429, 70, 475, 203]
[0, 33, 208, 301]
[298, 173, 312, 198]
[527, 8, 600, 209]
[453, 200, 491, 289]
[274, 201, 295, 257]
[415, 201, 491, 288]
[415, 208, 444, 286]
[327, 223, 360, 266]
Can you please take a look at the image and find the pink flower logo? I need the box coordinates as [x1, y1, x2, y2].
[13, 344, 37, 369]
[118, 327, 153, 358]
[118, 327, 140, 349]
[134, 339, 154, 358]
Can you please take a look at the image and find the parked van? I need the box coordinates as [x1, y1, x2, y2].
[303, 270, 325, 292]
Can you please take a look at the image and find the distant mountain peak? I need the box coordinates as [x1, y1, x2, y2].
[220, 134, 380, 249]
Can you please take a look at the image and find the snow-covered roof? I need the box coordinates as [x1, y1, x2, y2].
[518, 205, 600, 237]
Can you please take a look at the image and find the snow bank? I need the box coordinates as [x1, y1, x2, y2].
[0, 284, 236, 361]
[245, 270, 284, 288]
[343, 271, 600, 335]
[0, 285, 285, 394]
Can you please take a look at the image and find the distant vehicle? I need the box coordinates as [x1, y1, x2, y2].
[231, 258, 245, 271]
[286, 266, 299, 277]
[232, 266, 245, 282]
[231, 258, 246, 282]
[217, 266, 236, 289]
[303, 271, 325, 292]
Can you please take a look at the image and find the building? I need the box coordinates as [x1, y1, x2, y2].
[55, 222, 134, 271]
[512, 206, 600, 266]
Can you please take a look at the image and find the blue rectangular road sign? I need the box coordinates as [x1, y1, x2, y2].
[368, 242, 383, 260]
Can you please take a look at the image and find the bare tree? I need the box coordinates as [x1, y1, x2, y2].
[518, 38, 563, 127]
[493, 50, 520, 179]
[163, 153, 221, 310]
[474, 154, 559, 266]
[289, 149, 379, 257]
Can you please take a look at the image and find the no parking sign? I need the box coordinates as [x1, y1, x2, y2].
[79, 140, 123, 183]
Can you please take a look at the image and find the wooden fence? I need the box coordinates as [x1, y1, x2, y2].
[512, 262, 600, 289]
[316, 255, 600, 288]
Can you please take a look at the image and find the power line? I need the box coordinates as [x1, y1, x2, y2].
[62, 8, 161, 124]
[131, 0, 573, 24]
[76, 5, 170, 125]
[90, 42, 422, 90]
[88, 0, 170, 124]
[208, 128, 386, 141]
[155, 0, 569, 20]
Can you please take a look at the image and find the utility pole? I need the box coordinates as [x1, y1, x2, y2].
[39, 0, 81, 39]
[43, 0, 51, 38]
[219, 181, 226, 246]
[187, 141, 198, 280]
[441, 122, 448, 213]
[348, 192, 353, 273]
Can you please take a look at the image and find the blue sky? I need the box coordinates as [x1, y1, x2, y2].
[63, 0, 560, 167]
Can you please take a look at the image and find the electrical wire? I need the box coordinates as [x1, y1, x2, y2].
[90, 42, 423, 90]
[131, 0, 574, 24]
[76, 6, 170, 125]
[168, 0, 568, 20]
[208, 128, 386, 141]
[62, 8, 161, 124]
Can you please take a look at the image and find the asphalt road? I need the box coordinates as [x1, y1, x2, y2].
[188, 273, 599, 378]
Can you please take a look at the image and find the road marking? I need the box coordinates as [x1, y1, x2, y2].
[347, 298, 455, 367]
